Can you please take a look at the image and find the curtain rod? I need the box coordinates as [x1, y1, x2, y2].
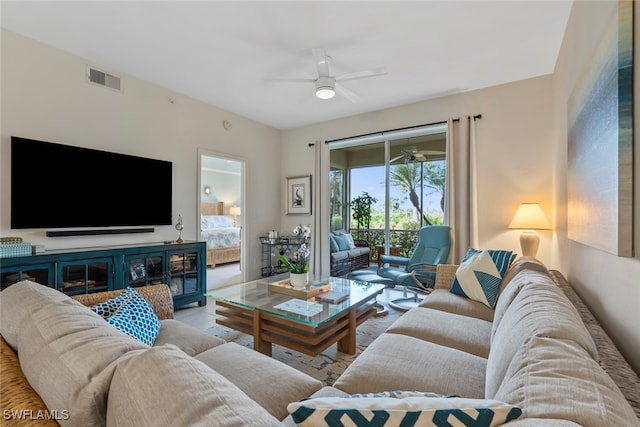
[309, 114, 481, 147]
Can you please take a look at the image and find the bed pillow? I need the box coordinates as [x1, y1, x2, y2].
[211, 216, 233, 228]
[450, 248, 515, 308]
[287, 392, 522, 427]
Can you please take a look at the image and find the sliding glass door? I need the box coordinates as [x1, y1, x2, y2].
[329, 124, 447, 262]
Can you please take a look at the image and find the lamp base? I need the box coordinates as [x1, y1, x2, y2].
[520, 231, 540, 258]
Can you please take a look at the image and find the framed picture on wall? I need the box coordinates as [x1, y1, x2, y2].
[286, 175, 311, 214]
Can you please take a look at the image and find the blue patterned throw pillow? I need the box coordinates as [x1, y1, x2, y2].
[91, 288, 134, 318]
[287, 393, 522, 427]
[92, 287, 160, 346]
[450, 248, 515, 308]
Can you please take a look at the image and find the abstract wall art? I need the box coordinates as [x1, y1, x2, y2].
[568, 0, 633, 257]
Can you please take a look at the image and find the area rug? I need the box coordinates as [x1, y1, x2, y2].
[206, 304, 403, 386]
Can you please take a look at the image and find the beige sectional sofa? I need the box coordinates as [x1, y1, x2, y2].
[0, 282, 322, 426]
[288, 257, 639, 426]
[2, 257, 639, 426]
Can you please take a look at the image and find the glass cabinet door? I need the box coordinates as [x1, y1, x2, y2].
[1, 264, 54, 291]
[168, 252, 199, 297]
[124, 253, 165, 288]
[57, 258, 112, 295]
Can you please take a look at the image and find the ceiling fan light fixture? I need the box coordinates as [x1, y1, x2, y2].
[315, 76, 335, 99]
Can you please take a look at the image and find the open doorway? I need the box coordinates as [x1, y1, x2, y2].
[198, 150, 245, 290]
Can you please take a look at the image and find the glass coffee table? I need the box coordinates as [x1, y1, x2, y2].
[206, 274, 385, 357]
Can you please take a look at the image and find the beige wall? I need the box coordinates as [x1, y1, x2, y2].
[282, 75, 556, 273]
[0, 30, 282, 280]
[281, 1, 639, 375]
[552, 0, 640, 374]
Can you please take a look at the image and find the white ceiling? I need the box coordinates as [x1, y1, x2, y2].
[1, 1, 573, 130]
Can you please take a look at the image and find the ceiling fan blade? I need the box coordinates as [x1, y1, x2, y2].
[335, 83, 359, 103]
[312, 48, 330, 77]
[335, 67, 387, 83]
[265, 77, 316, 83]
[417, 150, 445, 155]
[390, 155, 404, 163]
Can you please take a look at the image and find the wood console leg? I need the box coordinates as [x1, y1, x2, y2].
[253, 311, 272, 356]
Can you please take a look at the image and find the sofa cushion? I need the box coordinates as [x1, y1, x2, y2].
[107, 344, 281, 427]
[486, 281, 599, 398]
[333, 233, 352, 251]
[195, 342, 323, 421]
[450, 249, 514, 308]
[333, 333, 487, 399]
[18, 298, 148, 426]
[386, 307, 492, 358]
[0, 280, 69, 350]
[154, 319, 225, 356]
[418, 289, 495, 322]
[287, 393, 521, 427]
[92, 287, 160, 346]
[494, 336, 639, 427]
[329, 235, 339, 253]
[491, 269, 551, 341]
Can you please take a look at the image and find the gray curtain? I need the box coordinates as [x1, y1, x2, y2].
[312, 141, 330, 277]
[444, 116, 479, 264]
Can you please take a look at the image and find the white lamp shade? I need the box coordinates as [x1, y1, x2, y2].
[229, 206, 241, 216]
[508, 203, 551, 230]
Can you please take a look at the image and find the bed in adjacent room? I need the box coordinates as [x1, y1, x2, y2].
[201, 201, 241, 268]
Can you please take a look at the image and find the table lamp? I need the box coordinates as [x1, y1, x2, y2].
[508, 203, 551, 258]
[229, 206, 241, 226]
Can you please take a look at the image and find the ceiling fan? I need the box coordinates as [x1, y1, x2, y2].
[271, 48, 387, 102]
[390, 147, 445, 164]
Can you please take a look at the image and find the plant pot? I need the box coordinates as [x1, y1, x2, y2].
[289, 272, 309, 289]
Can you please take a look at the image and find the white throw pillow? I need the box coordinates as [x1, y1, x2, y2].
[287, 392, 522, 427]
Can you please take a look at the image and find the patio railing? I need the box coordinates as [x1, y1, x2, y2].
[350, 228, 419, 261]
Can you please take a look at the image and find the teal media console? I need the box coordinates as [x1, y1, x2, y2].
[0, 241, 206, 308]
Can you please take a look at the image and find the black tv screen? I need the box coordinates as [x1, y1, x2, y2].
[11, 137, 173, 229]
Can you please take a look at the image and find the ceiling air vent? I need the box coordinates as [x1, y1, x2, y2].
[86, 66, 122, 92]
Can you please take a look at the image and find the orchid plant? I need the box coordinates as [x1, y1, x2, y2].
[280, 225, 311, 274]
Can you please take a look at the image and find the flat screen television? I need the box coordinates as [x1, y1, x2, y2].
[11, 136, 173, 229]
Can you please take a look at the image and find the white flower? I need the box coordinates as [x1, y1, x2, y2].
[293, 224, 311, 240]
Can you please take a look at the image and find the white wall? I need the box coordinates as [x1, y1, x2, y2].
[0, 30, 282, 281]
[552, 1, 640, 375]
[282, 75, 556, 273]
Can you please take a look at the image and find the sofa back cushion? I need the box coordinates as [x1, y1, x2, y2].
[494, 336, 638, 427]
[329, 235, 340, 253]
[106, 344, 281, 426]
[485, 281, 598, 398]
[18, 298, 148, 426]
[491, 268, 552, 341]
[0, 280, 69, 350]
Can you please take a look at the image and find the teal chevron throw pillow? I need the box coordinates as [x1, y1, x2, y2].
[287, 393, 522, 427]
[450, 248, 515, 308]
[92, 287, 160, 346]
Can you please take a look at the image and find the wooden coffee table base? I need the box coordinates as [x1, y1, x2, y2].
[214, 297, 379, 357]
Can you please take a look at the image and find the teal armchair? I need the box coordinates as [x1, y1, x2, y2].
[377, 225, 451, 310]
